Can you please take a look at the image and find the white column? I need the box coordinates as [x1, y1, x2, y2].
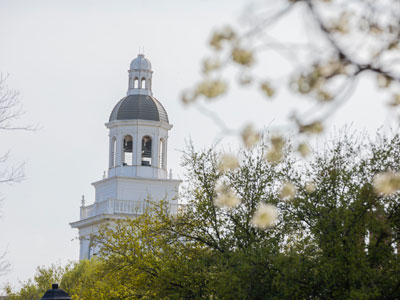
[153, 135, 159, 169]
[136, 134, 142, 166]
[108, 135, 113, 168]
[133, 133, 138, 166]
[115, 135, 122, 167]
[79, 238, 90, 260]
[165, 136, 168, 170]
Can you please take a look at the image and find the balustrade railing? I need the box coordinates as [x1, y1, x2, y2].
[80, 199, 182, 219]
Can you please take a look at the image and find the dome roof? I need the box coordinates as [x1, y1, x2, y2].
[109, 94, 169, 123]
[130, 54, 152, 71]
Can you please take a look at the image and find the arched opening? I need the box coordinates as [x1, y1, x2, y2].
[111, 137, 116, 167]
[134, 78, 139, 88]
[141, 77, 146, 89]
[122, 135, 133, 166]
[141, 136, 152, 166]
[159, 138, 165, 169]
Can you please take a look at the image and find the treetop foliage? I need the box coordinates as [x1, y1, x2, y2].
[8, 132, 399, 299]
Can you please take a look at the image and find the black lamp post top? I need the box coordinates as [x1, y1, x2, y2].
[40, 283, 71, 300]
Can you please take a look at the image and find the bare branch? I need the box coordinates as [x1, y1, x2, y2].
[0, 251, 11, 276]
[0, 74, 36, 131]
[0, 74, 23, 130]
[0, 161, 25, 184]
[305, 0, 400, 82]
[0, 74, 31, 278]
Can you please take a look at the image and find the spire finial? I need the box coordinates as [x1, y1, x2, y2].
[138, 46, 145, 55]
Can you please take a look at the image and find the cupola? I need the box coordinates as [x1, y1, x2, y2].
[127, 54, 153, 96]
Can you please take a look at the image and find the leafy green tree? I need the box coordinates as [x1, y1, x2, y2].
[4, 263, 66, 300]
[93, 203, 213, 299]
[7, 133, 400, 299]
[61, 258, 114, 300]
[274, 134, 400, 299]
[92, 133, 400, 299]
[4, 259, 106, 300]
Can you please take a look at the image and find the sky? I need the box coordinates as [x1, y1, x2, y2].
[0, 0, 396, 291]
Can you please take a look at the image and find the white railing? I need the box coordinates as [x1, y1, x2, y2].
[80, 199, 182, 220]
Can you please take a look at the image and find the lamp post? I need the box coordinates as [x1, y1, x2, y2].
[39, 284, 71, 300]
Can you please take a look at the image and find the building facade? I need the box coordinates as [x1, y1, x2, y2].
[70, 54, 181, 260]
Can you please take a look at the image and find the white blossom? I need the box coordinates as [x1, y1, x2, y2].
[196, 79, 227, 98]
[373, 172, 400, 195]
[305, 182, 316, 194]
[232, 48, 254, 66]
[215, 184, 240, 208]
[270, 135, 285, 150]
[219, 154, 239, 172]
[280, 182, 296, 200]
[241, 124, 260, 148]
[266, 148, 283, 164]
[261, 81, 275, 97]
[297, 143, 310, 157]
[251, 203, 278, 228]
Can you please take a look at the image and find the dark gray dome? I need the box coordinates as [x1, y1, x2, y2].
[109, 94, 169, 123]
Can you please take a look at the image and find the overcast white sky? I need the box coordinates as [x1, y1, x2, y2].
[0, 0, 396, 290]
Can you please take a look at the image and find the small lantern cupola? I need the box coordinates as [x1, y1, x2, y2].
[128, 54, 153, 96]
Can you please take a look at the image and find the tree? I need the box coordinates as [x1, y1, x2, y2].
[4, 263, 67, 300]
[6, 132, 400, 299]
[3, 259, 107, 300]
[183, 0, 400, 152]
[0, 74, 26, 184]
[90, 133, 400, 299]
[0, 74, 28, 276]
[91, 203, 213, 299]
[0, 253, 10, 277]
[60, 258, 113, 300]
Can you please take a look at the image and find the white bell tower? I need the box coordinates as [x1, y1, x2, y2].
[71, 54, 181, 260]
